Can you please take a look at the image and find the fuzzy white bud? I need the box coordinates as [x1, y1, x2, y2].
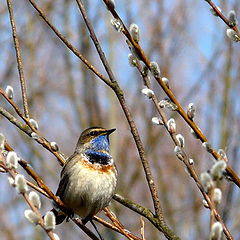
[5, 85, 14, 99]
[141, 87, 154, 98]
[24, 209, 39, 224]
[29, 119, 39, 130]
[29, 191, 41, 209]
[161, 77, 169, 88]
[202, 199, 209, 208]
[202, 142, 213, 153]
[6, 151, 19, 169]
[50, 142, 59, 152]
[111, 18, 123, 32]
[210, 6, 222, 16]
[0, 133, 5, 151]
[176, 134, 185, 148]
[200, 172, 214, 192]
[150, 61, 161, 77]
[210, 160, 227, 180]
[128, 53, 137, 67]
[227, 10, 238, 26]
[167, 118, 176, 134]
[217, 149, 228, 162]
[31, 132, 39, 140]
[151, 117, 162, 125]
[44, 211, 56, 230]
[213, 188, 222, 204]
[188, 158, 194, 165]
[174, 146, 184, 161]
[15, 174, 28, 193]
[130, 23, 140, 43]
[187, 103, 196, 120]
[226, 29, 240, 42]
[210, 222, 223, 240]
[141, 66, 149, 77]
[159, 99, 177, 111]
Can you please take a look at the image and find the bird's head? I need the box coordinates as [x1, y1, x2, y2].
[75, 127, 116, 153]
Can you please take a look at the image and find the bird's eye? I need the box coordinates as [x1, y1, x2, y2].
[90, 131, 97, 136]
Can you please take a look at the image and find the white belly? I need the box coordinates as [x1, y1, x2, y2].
[62, 162, 117, 218]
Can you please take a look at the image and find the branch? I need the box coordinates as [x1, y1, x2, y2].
[102, 0, 240, 188]
[6, 0, 29, 118]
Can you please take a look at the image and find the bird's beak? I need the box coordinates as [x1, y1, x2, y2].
[106, 128, 116, 135]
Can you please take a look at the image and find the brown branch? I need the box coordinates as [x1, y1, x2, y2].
[0, 104, 65, 165]
[207, 0, 240, 36]
[6, 0, 29, 118]
[103, 208, 136, 240]
[131, 53, 233, 240]
[27, 0, 112, 88]
[102, 0, 240, 189]
[93, 216, 142, 240]
[75, 0, 163, 221]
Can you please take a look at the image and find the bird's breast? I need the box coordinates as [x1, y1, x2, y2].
[62, 155, 117, 218]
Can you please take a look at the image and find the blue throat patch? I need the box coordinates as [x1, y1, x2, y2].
[91, 135, 110, 152]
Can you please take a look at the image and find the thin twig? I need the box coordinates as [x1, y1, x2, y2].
[0, 105, 65, 165]
[206, 0, 240, 36]
[131, 54, 233, 240]
[6, 0, 29, 118]
[93, 216, 142, 240]
[75, 0, 163, 221]
[27, 0, 112, 88]
[102, 0, 240, 188]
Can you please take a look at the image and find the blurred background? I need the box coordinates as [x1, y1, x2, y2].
[0, 0, 240, 239]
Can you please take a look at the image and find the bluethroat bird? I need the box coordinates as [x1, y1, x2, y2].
[53, 127, 117, 225]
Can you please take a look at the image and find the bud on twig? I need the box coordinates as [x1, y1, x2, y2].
[161, 77, 169, 88]
[210, 160, 227, 180]
[226, 29, 240, 42]
[130, 23, 140, 43]
[188, 158, 194, 165]
[128, 53, 137, 67]
[210, 222, 223, 240]
[24, 209, 39, 225]
[200, 172, 214, 192]
[151, 117, 163, 125]
[29, 119, 39, 130]
[50, 142, 59, 152]
[210, 6, 222, 16]
[213, 188, 222, 204]
[111, 18, 123, 32]
[44, 211, 56, 230]
[167, 118, 176, 134]
[15, 174, 28, 193]
[187, 103, 196, 120]
[150, 61, 161, 77]
[141, 87, 154, 98]
[6, 151, 19, 169]
[227, 10, 238, 26]
[174, 146, 184, 161]
[0, 133, 5, 151]
[159, 99, 177, 111]
[176, 134, 185, 148]
[5, 85, 14, 99]
[29, 191, 41, 209]
[217, 149, 228, 162]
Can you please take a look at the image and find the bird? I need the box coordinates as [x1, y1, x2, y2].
[53, 126, 117, 225]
